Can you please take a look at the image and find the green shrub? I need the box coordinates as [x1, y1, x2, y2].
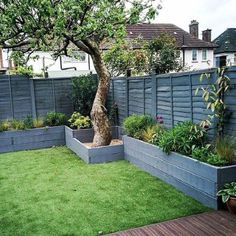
[68, 112, 92, 129]
[192, 146, 211, 162]
[123, 115, 156, 139]
[0, 120, 11, 132]
[23, 116, 34, 129]
[44, 112, 68, 126]
[192, 146, 228, 166]
[142, 124, 165, 144]
[33, 118, 45, 128]
[206, 154, 229, 166]
[159, 121, 206, 155]
[11, 119, 26, 130]
[72, 75, 98, 117]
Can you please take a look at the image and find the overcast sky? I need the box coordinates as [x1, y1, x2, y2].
[154, 0, 236, 40]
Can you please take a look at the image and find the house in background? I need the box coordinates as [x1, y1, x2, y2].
[127, 20, 217, 71]
[0, 20, 217, 77]
[213, 28, 236, 67]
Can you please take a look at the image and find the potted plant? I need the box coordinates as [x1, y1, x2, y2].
[217, 182, 236, 214]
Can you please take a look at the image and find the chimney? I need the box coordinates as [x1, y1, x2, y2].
[189, 20, 199, 38]
[202, 29, 212, 42]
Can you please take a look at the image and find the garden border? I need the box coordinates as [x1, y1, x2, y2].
[0, 126, 65, 153]
[123, 135, 236, 209]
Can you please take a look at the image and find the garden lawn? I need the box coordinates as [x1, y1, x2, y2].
[0, 147, 209, 236]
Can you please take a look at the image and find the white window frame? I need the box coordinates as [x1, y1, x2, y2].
[202, 49, 207, 61]
[192, 49, 198, 62]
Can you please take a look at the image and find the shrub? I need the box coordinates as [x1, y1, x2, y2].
[72, 75, 98, 117]
[0, 120, 11, 132]
[23, 116, 34, 129]
[68, 112, 92, 129]
[123, 115, 156, 139]
[11, 119, 26, 130]
[215, 136, 235, 164]
[192, 146, 228, 166]
[33, 118, 45, 128]
[44, 112, 68, 126]
[159, 121, 206, 155]
[142, 124, 165, 144]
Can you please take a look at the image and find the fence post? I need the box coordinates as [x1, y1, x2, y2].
[170, 76, 174, 128]
[8, 75, 14, 119]
[51, 78, 56, 112]
[29, 79, 37, 119]
[125, 79, 129, 117]
[189, 73, 193, 122]
[151, 74, 157, 119]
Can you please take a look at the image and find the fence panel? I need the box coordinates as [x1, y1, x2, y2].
[108, 66, 236, 136]
[0, 75, 74, 121]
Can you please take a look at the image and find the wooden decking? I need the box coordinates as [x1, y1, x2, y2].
[107, 211, 236, 236]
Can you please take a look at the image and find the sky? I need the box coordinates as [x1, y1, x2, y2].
[154, 0, 236, 40]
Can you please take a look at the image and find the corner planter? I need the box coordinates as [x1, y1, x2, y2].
[0, 126, 65, 153]
[65, 126, 124, 164]
[123, 135, 236, 209]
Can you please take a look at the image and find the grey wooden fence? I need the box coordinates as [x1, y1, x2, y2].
[0, 75, 74, 120]
[108, 66, 236, 136]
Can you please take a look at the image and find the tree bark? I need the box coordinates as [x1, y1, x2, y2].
[90, 49, 112, 146]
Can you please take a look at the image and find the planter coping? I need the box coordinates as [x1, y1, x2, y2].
[65, 126, 123, 150]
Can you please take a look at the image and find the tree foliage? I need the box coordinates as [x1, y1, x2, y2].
[104, 33, 183, 76]
[0, 0, 157, 57]
[0, 0, 158, 146]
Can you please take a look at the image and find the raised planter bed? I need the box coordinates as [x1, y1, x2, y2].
[65, 126, 124, 164]
[0, 126, 65, 153]
[123, 135, 236, 209]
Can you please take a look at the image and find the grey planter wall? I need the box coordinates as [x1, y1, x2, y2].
[0, 126, 65, 153]
[65, 126, 124, 164]
[123, 135, 236, 209]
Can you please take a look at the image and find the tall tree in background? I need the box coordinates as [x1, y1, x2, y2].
[0, 0, 158, 146]
[104, 33, 183, 76]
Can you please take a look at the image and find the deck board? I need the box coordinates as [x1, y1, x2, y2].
[107, 211, 236, 236]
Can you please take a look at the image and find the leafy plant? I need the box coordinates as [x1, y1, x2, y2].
[217, 182, 236, 203]
[143, 125, 165, 144]
[23, 116, 34, 129]
[191, 145, 228, 166]
[206, 153, 229, 166]
[11, 120, 26, 130]
[44, 112, 68, 127]
[192, 146, 212, 162]
[9, 66, 34, 77]
[0, 120, 11, 132]
[33, 118, 45, 128]
[123, 115, 156, 139]
[195, 68, 231, 136]
[159, 121, 207, 155]
[215, 136, 235, 164]
[68, 112, 92, 129]
[72, 75, 98, 117]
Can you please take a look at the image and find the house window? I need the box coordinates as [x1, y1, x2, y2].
[202, 49, 207, 61]
[192, 49, 197, 61]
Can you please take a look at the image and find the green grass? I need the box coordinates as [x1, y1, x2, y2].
[0, 147, 209, 236]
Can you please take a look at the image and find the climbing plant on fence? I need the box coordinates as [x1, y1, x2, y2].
[195, 67, 231, 137]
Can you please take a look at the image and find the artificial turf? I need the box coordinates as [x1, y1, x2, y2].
[0, 147, 209, 236]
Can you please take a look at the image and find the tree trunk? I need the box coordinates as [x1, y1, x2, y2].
[90, 49, 112, 146]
